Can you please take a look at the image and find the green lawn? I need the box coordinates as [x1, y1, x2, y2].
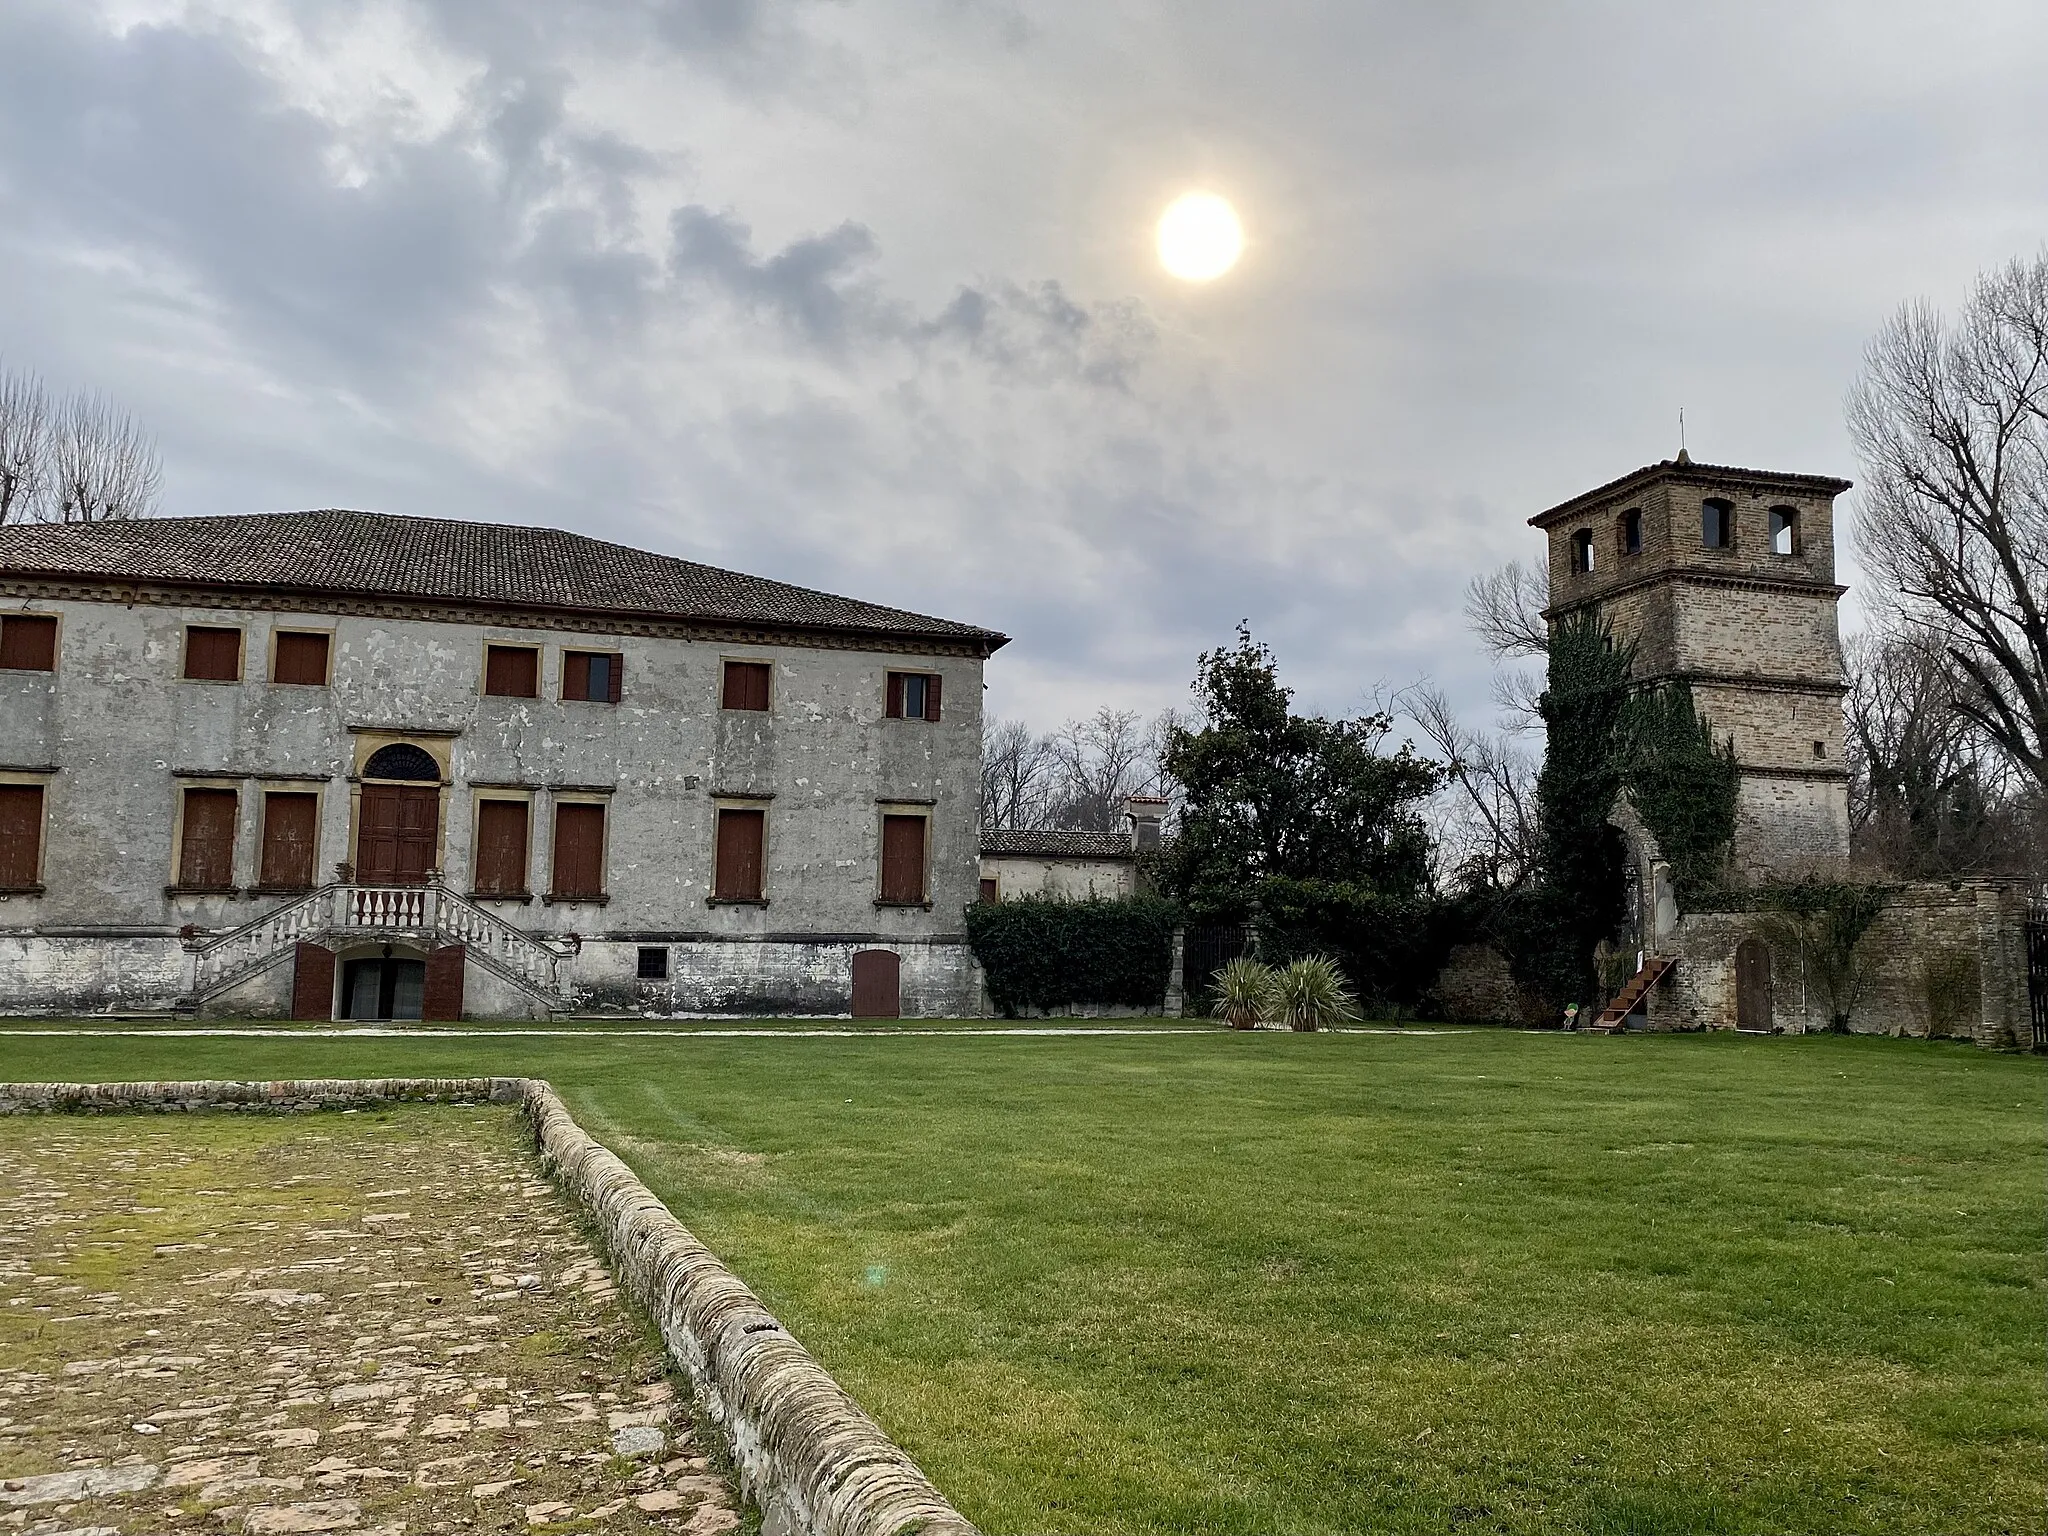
[1, 1027, 2041, 1535]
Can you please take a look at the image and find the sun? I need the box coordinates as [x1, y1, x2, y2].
[1156, 192, 1244, 282]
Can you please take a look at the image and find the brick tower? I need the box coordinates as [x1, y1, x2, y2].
[1530, 452, 1854, 885]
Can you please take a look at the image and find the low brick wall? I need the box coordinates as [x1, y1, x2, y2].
[0, 1077, 978, 1536]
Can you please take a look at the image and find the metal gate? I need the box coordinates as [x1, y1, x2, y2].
[2027, 900, 2048, 1052]
[1182, 923, 1250, 1011]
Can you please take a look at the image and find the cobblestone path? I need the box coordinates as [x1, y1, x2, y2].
[0, 1106, 744, 1535]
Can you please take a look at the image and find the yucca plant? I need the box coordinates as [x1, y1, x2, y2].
[1275, 954, 1359, 1032]
[1212, 956, 1277, 1029]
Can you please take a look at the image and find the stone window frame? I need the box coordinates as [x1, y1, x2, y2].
[167, 776, 245, 897]
[708, 793, 773, 906]
[543, 788, 614, 907]
[181, 622, 246, 684]
[481, 640, 544, 700]
[559, 648, 624, 705]
[0, 609, 62, 674]
[467, 786, 537, 904]
[0, 767, 56, 897]
[875, 800, 935, 909]
[720, 656, 775, 713]
[250, 781, 328, 895]
[267, 624, 336, 688]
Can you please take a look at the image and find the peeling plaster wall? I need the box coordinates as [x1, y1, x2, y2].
[0, 595, 985, 1018]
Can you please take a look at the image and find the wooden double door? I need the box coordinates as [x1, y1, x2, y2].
[357, 784, 440, 885]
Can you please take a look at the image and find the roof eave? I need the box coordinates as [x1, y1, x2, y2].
[0, 567, 1009, 656]
[1528, 461, 1855, 528]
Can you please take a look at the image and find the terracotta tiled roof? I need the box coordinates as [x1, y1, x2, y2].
[980, 828, 1134, 859]
[0, 511, 1006, 650]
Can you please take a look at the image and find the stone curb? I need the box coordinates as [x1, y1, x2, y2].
[0, 1077, 980, 1536]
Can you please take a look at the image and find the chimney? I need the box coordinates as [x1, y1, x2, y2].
[1124, 794, 1169, 851]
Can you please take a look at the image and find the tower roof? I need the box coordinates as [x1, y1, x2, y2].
[1528, 458, 1852, 529]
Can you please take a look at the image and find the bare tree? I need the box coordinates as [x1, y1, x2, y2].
[1846, 628, 2027, 875]
[47, 389, 162, 523]
[1046, 707, 1153, 830]
[0, 366, 50, 526]
[1848, 251, 2048, 792]
[0, 367, 160, 525]
[1464, 559, 1550, 661]
[1400, 682, 1539, 892]
[981, 717, 1056, 830]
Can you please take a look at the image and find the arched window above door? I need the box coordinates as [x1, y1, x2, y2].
[362, 743, 441, 782]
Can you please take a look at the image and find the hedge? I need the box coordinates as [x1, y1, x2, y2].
[1251, 876, 1451, 1014]
[964, 895, 1180, 1016]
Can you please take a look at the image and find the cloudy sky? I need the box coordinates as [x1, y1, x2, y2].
[2, 2, 2044, 733]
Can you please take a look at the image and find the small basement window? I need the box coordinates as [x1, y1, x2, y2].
[1770, 505, 1799, 556]
[0, 613, 58, 672]
[886, 671, 942, 722]
[1619, 508, 1643, 557]
[637, 946, 669, 981]
[1701, 499, 1734, 549]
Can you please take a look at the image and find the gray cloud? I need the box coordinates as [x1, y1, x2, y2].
[1, 0, 2044, 736]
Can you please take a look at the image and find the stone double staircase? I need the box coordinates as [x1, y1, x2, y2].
[179, 879, 578, 1014]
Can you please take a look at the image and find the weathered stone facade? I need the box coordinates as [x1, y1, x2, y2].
[0, 513, 1003, 1020]
[1532, 453, 1853, 880]
[1533, 455, 2033, 1046]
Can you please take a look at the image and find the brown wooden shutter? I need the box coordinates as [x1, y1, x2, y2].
[885, 671, 904, 719]
[714, 808, 765, 900]
[722, 661, 770, 711]
[292, 942, 336, 1020]
[607, 653, 623, 704]
[272, 632, 330, 685]
[258, 793, 319, 889]
[550, 802, 606, 898]
[485, 645, 539, 698]
[0, 615, 58, 671]
[474, 799, 530, 895]
[184, 627, 242, 681]
[880, 814, 927, 903]
[562, 652, 591, 701]
[979, 877, 999, 904]
[924, 672, 943, 721]
[423, 944, 466, 1021]
[178, 788, 238, 889]
[0, 785, 44, 889]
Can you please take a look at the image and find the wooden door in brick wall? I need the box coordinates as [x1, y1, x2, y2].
[358, 784, 438, 884]
[1736, 939, 1773, 1032]
[851, 949, 900, 1019]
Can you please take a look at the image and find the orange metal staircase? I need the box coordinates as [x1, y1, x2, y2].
[1590, 955, 1675, 1032]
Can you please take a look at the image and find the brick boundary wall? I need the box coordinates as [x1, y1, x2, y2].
[0, 1077, 979, 1536]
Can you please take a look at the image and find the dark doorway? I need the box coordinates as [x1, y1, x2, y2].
[851, 949, 901, 1019]
[357, 783, 439, 884]
[343, 956, 426, 1021]
[1735, 939, 1773, 1032]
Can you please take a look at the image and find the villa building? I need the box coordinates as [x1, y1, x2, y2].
[0, 511, 1004, 1020]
